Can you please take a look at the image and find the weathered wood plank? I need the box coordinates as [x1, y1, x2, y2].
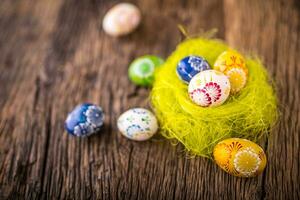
[224, 0, 300, 199]
[0, 0, 63, 199]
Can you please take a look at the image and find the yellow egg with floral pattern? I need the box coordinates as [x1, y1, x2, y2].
[213, 138, 266, 177]
[213, 50, 248, 93]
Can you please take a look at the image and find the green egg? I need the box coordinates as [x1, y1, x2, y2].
[128, 55, 164, 87]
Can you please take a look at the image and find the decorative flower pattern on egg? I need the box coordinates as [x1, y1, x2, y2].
[189, 89, 211, 107]
[117, 108, 158, 141]
[213, 138, 267, 177]
[226, 68, 247, 93]
[133, 59, 155, 78]
[204, 82, 222, 102]
[213, 50, 248, 93]
[85, 105, 105, 127]
[65, 103, 105, 137]
[129, 55, 164, 87]
[188, 70, 230, 107]
[188, 56, 209, 71]
[189, 82, 222, 107]
[73, 123, 95, 137]
[126, 124, 144, 138]
[233, 147, 261, 177]
[177, 55, 211, 83]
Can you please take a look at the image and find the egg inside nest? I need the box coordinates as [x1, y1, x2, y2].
[150, 37, 278, 157]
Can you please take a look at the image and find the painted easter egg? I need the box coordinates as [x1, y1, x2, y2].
[213, 138, 267, 177]
[128, 55, 164, 87]
[102, 3, 141, 37]
[117, 108, 158, 141]
[176, 55, 211, 83]
[213, 50, 248, 93]
[65, 103, 104, 137]
[188, 70, 231, 107]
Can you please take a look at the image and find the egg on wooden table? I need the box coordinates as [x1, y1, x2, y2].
[102, 3, 141, 37]
[188, 70, 231, 107]
[128, 55, 164, 87]
[213, 50, 248, 93]
[117, 108, 158, 141]
[213, 138, 267, 177]
[65, 103, 105, 137]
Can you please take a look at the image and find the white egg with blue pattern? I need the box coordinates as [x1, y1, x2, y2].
[117, 108, 158, 141]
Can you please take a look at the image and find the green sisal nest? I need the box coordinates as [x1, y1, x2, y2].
[150, 37, 278, 158]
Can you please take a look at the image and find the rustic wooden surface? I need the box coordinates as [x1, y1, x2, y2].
[0, 0, 299, 199]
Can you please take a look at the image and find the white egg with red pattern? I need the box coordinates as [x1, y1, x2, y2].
[188, 70, 231, 107]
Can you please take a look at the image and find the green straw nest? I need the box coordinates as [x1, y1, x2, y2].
[150, 37, 278, 158]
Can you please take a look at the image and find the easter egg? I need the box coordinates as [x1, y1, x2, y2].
[176, 55, 211, 83]
[128, 55, 164, 87]
[117, 108, 158, 141]
[102, 3, 141, 37]
[65, 103, 104, 137]
[188, 70, 230, 107]
[213, 50, 248, 93]
[213, 138, 267, 177]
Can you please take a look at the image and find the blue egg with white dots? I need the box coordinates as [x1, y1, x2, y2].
[65, 103, 104, 137]
[176, 55, 211, 83]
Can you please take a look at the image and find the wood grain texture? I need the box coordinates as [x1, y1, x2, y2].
[0, 0, 299, 199]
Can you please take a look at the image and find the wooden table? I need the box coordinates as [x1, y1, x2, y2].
[0, 0, 299, 199]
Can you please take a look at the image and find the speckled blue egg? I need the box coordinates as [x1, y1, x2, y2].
[65, 103, 104, 137]
[176, 55, 211, 83]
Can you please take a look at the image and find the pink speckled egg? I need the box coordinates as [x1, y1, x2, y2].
[102, 3, 141, 37]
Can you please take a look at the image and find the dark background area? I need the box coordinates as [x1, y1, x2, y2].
[0, 0, 299, 199]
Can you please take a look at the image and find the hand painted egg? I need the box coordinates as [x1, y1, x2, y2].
[213, 50, 248, 93]
[65, 103, 104, 137]
[102, 3, 141, 37]
[117, 108, 158, 141]
[188, 70, 230, 107]
[176, 55, 211, 83]
[213, 138, 267, 177]
[128, 55, 164, 87]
